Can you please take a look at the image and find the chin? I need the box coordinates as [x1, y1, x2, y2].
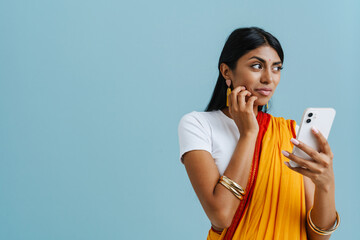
[255, 99, 268, 106]
[258, 95, 272, 104]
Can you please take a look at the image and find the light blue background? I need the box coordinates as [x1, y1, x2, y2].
[0, 0, 359, 239]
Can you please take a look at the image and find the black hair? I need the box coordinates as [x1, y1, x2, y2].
[205, 27, 284, 113]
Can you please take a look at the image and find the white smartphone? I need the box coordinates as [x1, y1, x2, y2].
[289, 108, 336, 168]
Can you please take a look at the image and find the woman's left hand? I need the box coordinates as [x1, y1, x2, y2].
[281, 126, 335, 191]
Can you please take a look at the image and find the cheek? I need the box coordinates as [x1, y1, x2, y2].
[235, 72, 259, 86]
[274, 76, 281, 86]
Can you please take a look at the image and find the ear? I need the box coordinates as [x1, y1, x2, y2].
[219, 63, 232, 80]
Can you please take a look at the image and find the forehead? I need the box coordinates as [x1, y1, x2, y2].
[240, 45, 281, 62]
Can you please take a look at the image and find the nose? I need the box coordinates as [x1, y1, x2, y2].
[260, 67, 273, 84]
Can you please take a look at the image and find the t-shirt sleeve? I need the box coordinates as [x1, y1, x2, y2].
[177, 112, 212, 164]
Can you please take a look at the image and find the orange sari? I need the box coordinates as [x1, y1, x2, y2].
[207, 111, 307, 240]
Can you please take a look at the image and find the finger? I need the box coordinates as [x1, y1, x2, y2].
[246, 95, 258, 108]
[232, 86, 246, 92]
[311, 126, 332, 156]
[230, 86, 246, 110]
[290, 138, 322, 164]
[282, 150, 321, 173]
[284, 161, 315, 178]
[237, 90, 252, 108]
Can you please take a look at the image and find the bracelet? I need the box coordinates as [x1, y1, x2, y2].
[221, 175, 246, 196]
[218, 179, 243, 200]
[307, 207, 340, 235]
[218, 175, 245, 200]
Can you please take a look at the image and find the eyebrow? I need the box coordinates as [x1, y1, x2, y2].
[248, 56, 282, 65]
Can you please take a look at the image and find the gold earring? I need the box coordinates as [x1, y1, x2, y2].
[226, 80, 231, 107]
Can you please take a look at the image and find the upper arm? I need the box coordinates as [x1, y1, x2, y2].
[178, 112, 225, 226]
[182, 150, 223, 225]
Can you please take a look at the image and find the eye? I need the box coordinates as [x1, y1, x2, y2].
[251, 63, 262, 69]
[273, 66, 283, 71]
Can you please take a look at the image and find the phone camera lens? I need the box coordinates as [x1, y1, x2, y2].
[306, 119, 311, 123]
[308, 113, 313, 117]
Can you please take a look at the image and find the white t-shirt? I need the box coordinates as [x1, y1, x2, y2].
[178, 110, 299, 176]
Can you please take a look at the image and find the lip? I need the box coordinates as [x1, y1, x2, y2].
[255, 88, 272, 96]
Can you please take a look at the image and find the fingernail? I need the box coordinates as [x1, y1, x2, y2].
[282, 150, 290, 157]
[311, 126, 319, 134]
[284, 161, 289, 167]
[290, 138, 299, 145]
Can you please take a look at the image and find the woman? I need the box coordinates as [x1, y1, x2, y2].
[177, 27, 340, 240]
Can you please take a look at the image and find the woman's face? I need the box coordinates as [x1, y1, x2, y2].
[221, 45, 283, 106]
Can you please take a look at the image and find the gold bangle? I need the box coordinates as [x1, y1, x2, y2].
[218, 179, 243, 200]
[221, 175, 246, 196]
[307, 207, 340, 235]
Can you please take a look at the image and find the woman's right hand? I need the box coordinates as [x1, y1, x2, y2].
[228, 86, 259, 136]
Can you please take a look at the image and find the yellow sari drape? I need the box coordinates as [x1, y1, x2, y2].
[207, 111, 307, 240]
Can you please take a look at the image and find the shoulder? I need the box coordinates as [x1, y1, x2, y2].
[178, 111, 216, 163]
[179, 111, 202, 124]
[178, 111, 218, 131]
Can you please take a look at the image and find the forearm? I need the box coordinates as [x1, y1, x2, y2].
[222, 133, 257, 189]
[306, 183, 337, 240]
[212, 132, 258, 226]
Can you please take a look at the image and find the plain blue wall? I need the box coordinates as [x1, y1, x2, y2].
[0, 0, 359, 239]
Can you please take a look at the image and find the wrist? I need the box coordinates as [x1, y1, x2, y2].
[315, 181, 335, 193]
[240, 131, 258, 139]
